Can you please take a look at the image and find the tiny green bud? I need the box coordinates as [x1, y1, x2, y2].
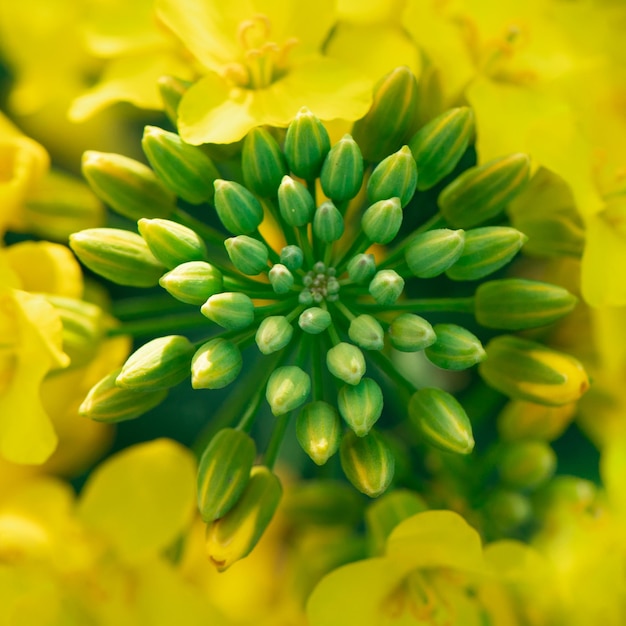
[338, 378, 384, 436]
[191, 338, 242, 389]
[142, 125, 219, 204]
[298, 307, 332, 334]
[296, 401, 342, 465]
[369, 270, 404, 305]
[320, 134, 364, 202]
[159, 261, 223, 305]
[497, 440, 557, 490]
[157, 75, 191, 124]
[348, 314, 385, 351]
[408, 107, 475, 190]
[81, 151, 176, 220]
[340, 430, 395, 498]
[484, 490, 532, 533]
[197, 428, 256, 522]
[268, 263, 294, 294]
[284, 107, 331, 180]
[425, 323, 486, 370]
[475, 279, 577, 330]
[116, 335, 195, 391]
[69, 228, 165, 287]
[213, 179, 264, 234]
[266, 366, 311, 416]
[138, 218, 208, 269]
[201, 292, 254, 330]
[313, 201, 344, 242]
[280, 245, 304, 271]
[255, 316, 293, 355]
[361, 198, 403, 245]
[347, 253, 376, 284]
[408, 387, 474, 454]
[439, 153, 531, 228]
[224, 236, 269, 275]
[327, 342, 366, 385]
[277, 175, 315, 227]
[446, 226, 527, 281]
[367, 146, 418, 208]
[242, 127, 288, 197]
[388, 314, 436, 352]
[405, 229, 465, 278]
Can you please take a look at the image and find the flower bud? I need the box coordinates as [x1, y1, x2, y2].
[479, 335, 589, 406]
[320, 134, 364, 202]
[361, 198, 402, 244]
[116, 335, 195, 391]
[141, 125, 219, 204]
[242, 127, 288, 197]
[296, 401, 342, 465]
[255, 316, 293, 355]
[388, 314, 436, 352]
[197, 428, 256, 522]
[159, 261, 223, 305]
[327, 342, 366, 385]
[269, 263, 294, 294]
[313, 201, 344, 242]
[280, 245, 304, 271]
[266, 366, 311, 416]
[201, 292, 254, 330]
[425, 323, 486, 370]
[338, 378, 384, 436]
[405, 229, 465, 278]
[157, 75, 191, 124]
[348, 314, 384, 351]
[446, 226, 527, 281]
[191, 338, 242, 389]
[475, 279, 577, 330]
[298, 307, 332, 334]
[484, 490, 532, 533]
[347, 253, 376, 284]
[497, 440, 557, 490]
[439, 153, 531, 228]
[213, 179, 264, 234]
[138, 218, 208, 269]
[369, 270, 404, 305]
[79, 369, 168, 422]
[277, 175, 315, 227]
[284, 107, 331, 180]
[497, 400, 576, 442]
[205, 466, 282, 571]
[408, 387, 474, 454]
[81, 151, 176, 220]
[224, 236, 269, 275]
[340, 430, 395, 498]
[69, 228, 165, 287]
[408, 107, 474, 190]
[367, 146, 418, 207]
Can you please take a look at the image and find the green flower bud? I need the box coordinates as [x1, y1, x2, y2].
[408, 107, 474, 190]
[81, 151, 176, 220]
[425, 323, 486, 370]
[142, 125, 219, 204]
[116, 335, 195, 391]
[361, 198, 403, 245]
[479, 335, 589, 406]
[157, 75, 191, 124]
[338, 378, 384, 436]
[348, 314, 384, 351]
[69, 228, 165, 287]
[367, 146, 418, 208]
[79, 369, 168, 423]
[313, 201, 344, 242]
[347, 253, 376, 284]
[298, 307, 332, 334]
[327, 342, 366, 385]
[475, 279, 577, 330]
[497, 400, 576, 442]
[242, 127, 288, 197]
[269, 263, 294, 294]
[340, 430, 395, 498]
[296, 401, 342, 465]
[224, 236, 269, 275]
[277, 175, 315, 227]
[255, 316, 293, 355]
[446, 226, 527, 281]
[201, 292, 254, 330]
[369, 270, 404, 305]
[352, 66, 419, 163]
[388, 314, 436, 352]
[280, 245, 304, 272]
[213, 179, 264, 234]
[138, 218, 208, 269]
[408, 387, 474, 454]
[284, 107, 331, 180]
[484, 490, 532, 533]
[205, 466, 282, 571]
[197, 428, 256, 522]
[320, 134, 364, 202]
[497, 440, 557, 490]
[266, 366, 311, 416]
[439, 153, 531, 228]
[159, 261, 223, 305]
[405, 229, 465, 278]
[191, 338, 242, 389]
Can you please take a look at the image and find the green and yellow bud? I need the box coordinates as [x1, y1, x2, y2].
[388, 314, 436, 352]
[367, 146, 418, 208]
[159, 261, 223, 305]
[497, 400, 576, 442]
[408, 387, 474, 454]
[191, 338, 242, 389]
[405, 229, 465, 278]
[497, 440, 557, 490]
[348, 314, 385, 351]
[284, 107, 331, 180]
[201, 292, 254, 330]
[361, 198, 403, 245]
[242, 127, 288, 197]
[484, 490, 532, 533]
[278, 175, 315, 227]
[255, 316, 293, 355]
[266, 366, 311, 416]
[369, 270, 404, 305]
[268, 263, 294, 294]
[327, 342, 366, 385]
[138, 218, 208, 269]
[224, 236, 269, 275]
[157, 75, 191, 124]
[313, 201, 344, 242]
[280, 245, 304, 272]
[320, 134, 364, 202]
[296, 401, 342, 465]
[347, 253, 376, 284]
[338, 378, 384, 437]
[213, 179, 264, 234]
[298, 307, 332, 334]
[425, 323, 486, 370]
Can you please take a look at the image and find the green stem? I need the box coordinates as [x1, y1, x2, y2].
[367, 349, 417, 396]
[112, 294, 190, 321]
[333, 300, 356, 322]
[311, 335, 325, 401]
[263, 412, 291, 469]
[253, 230, 281, 264]
[173, 208, 226, 248]
[236, 377, 270, 433]
[296, 226, 315, 267]
[356, 297, 475, 314]
[106, 312, 207, 338]
[254, 301, 296, 317]
[334, 232, 373, 274]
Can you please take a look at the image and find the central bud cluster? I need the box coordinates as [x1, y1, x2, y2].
[300, 262, 339, 304]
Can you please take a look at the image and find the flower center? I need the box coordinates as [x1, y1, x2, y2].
[299, 261, 340, 304]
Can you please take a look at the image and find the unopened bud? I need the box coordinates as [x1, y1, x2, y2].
[157, 75, 191, 124]
[367, 146, 418, 207]
[159, 261, 223, 305]
[255, 316, 293, 355]
[138, 218, 208, 269]
[338, 378, 384, 436]
[347, 253, 376, 284]
[497, 400, 576, 442]
[348, 314, 384, 351]
[296, 401, 342, 465]
[191, 338, 242, 389]
[269, 263, 294, 294]
[369, 270, 404, 305]
[278, 175, 315, 227]
[284, 107, 331, 180]
[320, 134, 364, 202]
[361, 198, 402, 244]
[280, 245, 304, 271]
[405, 229, 465, 278]
[201, 292, 254, 330]
[425, 323, 486, 370]
[298, 307, 332, 334]
[213, 179, 264, 234]
[327, 342, 366, 385]
[242, 127, 288, 197]
[313, 201, 344, 242]
[224, 236, 269, 275]
[497, 440, 557, 490]
[388, 314, 436, 352]
[266, 366, 311, 416]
